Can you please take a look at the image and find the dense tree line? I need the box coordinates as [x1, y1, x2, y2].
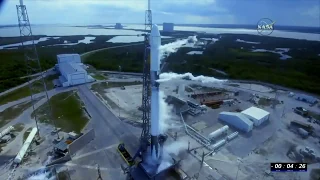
[1, 33, 319, 94]
[0, 35, 123, 92]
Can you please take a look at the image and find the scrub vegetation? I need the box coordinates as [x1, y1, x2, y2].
[0, 74, 58, 105]
[1, 33, 320, 95]
[32, 91, 88, 133]
[86, 33, 320, 94]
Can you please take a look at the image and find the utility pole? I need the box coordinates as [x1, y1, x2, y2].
[97, 164, 103, 180]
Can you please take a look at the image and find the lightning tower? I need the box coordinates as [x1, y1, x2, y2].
[140, 0, 153, 153]
[16, 0, 59, 139]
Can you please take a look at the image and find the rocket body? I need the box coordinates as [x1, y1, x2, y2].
[150, 24, 161, 161]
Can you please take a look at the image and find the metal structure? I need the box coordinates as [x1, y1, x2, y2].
[97, 164, 103, 180]
[16, 1, 59, 139]
[139, 0, 153, 153]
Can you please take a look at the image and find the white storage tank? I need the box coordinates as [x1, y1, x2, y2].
[226, 131, 239, 141]
[14, 127, 38, 164]
[0, 126, 14, 139]
[219, 112, 253, 133]
[208, 125, 229, 139]
[211, 139, 226, 150]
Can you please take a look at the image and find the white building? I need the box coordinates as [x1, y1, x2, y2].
[218, 112, 253, 133]
[241, 106, 270, 126]
[163, 23, 174, 32]
[57, 54, 81, 64]
[56, 54, 94, 87]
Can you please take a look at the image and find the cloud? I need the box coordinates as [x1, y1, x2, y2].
[0, 0, 318, 26]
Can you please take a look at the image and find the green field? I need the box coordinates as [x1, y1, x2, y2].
[0, 100, 37, 128]
[91, 73, 107, 80]
[0, 74, 58, 105]
[32, 91, 89, 133]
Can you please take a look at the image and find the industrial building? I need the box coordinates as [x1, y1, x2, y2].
[163, 23, 174, 32]
[241, 106, 270, 126]
[115, 23, 123, 29]
[218, 112, 253, 133]
[56, 54, 94, 87]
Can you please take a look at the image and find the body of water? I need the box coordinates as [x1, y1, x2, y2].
[0, 25, 319, 41]
[251, 48, 292, 60]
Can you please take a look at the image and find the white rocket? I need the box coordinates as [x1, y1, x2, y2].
[150, 24, 161, 161]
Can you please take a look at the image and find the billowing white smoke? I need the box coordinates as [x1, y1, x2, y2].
[157, 140, 188, 173]
[159, 36, 197, 60]
[159, 91, 181, 134]
[27, 173, 54, 180]
[158, 72, 227, 83]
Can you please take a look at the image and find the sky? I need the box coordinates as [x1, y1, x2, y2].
[0, 0, 319, 27]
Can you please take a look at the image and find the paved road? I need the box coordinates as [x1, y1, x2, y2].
[68, 84, 140, 180]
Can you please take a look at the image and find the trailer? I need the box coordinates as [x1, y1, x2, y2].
[117, 143, 135, 166]
[290, 120, 314, 133]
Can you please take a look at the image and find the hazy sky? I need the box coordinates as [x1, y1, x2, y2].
[0, 0, 319, 26]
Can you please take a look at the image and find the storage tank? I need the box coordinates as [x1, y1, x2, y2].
[226, 131, 239, 141]
[208, 125, 229, 139]
[14, 127, 38, 164]
[211, 139, 226, 150]
[0, 126, 14, 139]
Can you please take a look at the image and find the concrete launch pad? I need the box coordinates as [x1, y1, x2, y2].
[131, 155, 179, 180]
[130, 144, 180, 180]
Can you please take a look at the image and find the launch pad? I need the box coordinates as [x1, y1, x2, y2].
[130, 150, 180, 180]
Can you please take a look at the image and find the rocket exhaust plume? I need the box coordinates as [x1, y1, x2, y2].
[150, 24, 161, 161]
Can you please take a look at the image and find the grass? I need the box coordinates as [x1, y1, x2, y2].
[32, 91, 89, 133]
[0, 74, 59, 106]
[226, 83, 240, 87]
[258, 97, 280, 106]
[0, 100, 38, 128]
[57, 170, 71, 180]
[23, 127, 32, 142]
[91, 73, 107, 80]
[185, 86, 193, 93]
[308, 111, 320, 121]
[12, 123, 25, 132]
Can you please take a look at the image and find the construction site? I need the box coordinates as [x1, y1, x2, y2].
[0, 0, 319, 180]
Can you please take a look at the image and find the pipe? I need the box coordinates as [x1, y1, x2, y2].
[150, 24, 161, 160]
[14, 127, 38, 164]
[0, 126, 14, 139]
